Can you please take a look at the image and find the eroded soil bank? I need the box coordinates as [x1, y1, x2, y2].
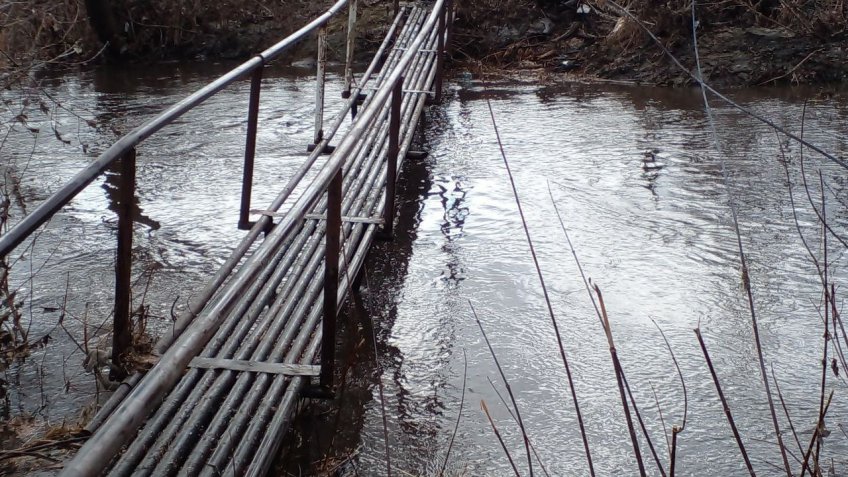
[454, 0, 848, 87]
[2, 1, 846, 87]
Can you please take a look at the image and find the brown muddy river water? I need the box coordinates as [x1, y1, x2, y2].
[2, 64, 848, 476]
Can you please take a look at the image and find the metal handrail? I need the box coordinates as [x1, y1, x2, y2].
[0, 0, 349, 258]
[57, 0, 451, 474]
[268, 0, 447, 248]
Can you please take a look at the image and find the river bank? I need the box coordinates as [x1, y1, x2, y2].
[2, 1, 846, 88]
[453, 0, 848, 87]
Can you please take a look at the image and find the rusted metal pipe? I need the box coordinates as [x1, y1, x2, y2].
[66, 3, 445, 475]
[111, 148, 136, 381]
[321, 168, 342, 388]
[239, 66, 264, 230]
[446, 0, 455, 54]
[313, 26, 328, 148]
[434, 2, 446, 104]
[380, 76, 403, 240]
[343, 0, 358, 98]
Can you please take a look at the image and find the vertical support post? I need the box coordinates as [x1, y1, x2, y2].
[380, 77, 403, 241]
[445, 0, 455, 55]
[321, 168, 342, 389]
[342, 0, 358, 99]
[111, 148, 135, 381]
[312, 26, 328, 149]
[239, 66, 263, 230]
[433, 2, 446, 105]
[393, 0, 399, 18]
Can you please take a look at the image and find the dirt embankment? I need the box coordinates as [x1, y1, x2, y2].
[0, 0, 393, 76]
[452, 0, 848, 87]
[2, 1, 846, 88]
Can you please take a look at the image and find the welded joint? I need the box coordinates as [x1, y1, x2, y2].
[188, 357, 321, 376]
[304, 213, 384, 225]
[391, 47, 438, 53]
[358, 87, 430, 95]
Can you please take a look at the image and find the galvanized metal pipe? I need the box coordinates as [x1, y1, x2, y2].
[0, 0, 351, 260]
[109, 227, 311, 474]
[381, 76, 403, 240]
[133, 127, 398, 472]
[74, 2, 444, 472]
[85, 2, 409, 441]
[122, 83, 400, 474]
[199, 88, 411, 473]
[205, 22, 443, 474]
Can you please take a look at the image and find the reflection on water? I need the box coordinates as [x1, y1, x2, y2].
[3, 62, 848, 475]
[0, 62, 348, 445]
[346, 80, 848, 476]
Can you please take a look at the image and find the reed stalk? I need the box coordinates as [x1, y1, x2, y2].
[470, 300, 533, 476]
[438, 348, 468, 476]
[594, 285, 646, 476]
[485, 96, 593, 475]
[694, 327, 756, 476]
[799, 391, 834, 477]
[770, 366, 806, 468]
[488, 377, 552, 477]
[690, 2, 791, 473]
[481, 400, 521, 477]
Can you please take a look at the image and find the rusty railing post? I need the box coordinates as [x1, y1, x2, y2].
[239, 65, 264, 230]
[111, 148, 136, 381]
[321, 168, 342, 389]
[380, 76, 403, 241]
[342, 0, 358, 99]
[446, 0, 455, 55]
[309, 26, 328, 153]
[433, 1, 446, 105]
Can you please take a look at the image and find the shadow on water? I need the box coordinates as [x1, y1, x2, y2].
[275, 110, 438, 474]
[272, 79, 848, 476]
[6, 62, 848, 474]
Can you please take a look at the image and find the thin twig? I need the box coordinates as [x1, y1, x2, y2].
[690, 3, 791, 473]
[485, 95, 593, 476]
[595, 285, 646, 476]
[694, 327, 756, 476]
[770, 366, 807, 471]
[439, 348, 468, 476]
[650, 382, 671, 455]
[481, 400, 521, 477]
[602, 0, 847, 171]
[487, 377, 552, 477]
[757, 48, 824, 85]
[800, 391, 835, 477]
[470, 300, 533, 476]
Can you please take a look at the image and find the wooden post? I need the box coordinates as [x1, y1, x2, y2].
[380, 77, 403, 240]
[239, 67, 263, 230]
[321, 168, 342, 388]
[111, 148, 135, 380]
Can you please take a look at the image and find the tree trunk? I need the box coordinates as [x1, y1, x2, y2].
[83, 0, 127, 57]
